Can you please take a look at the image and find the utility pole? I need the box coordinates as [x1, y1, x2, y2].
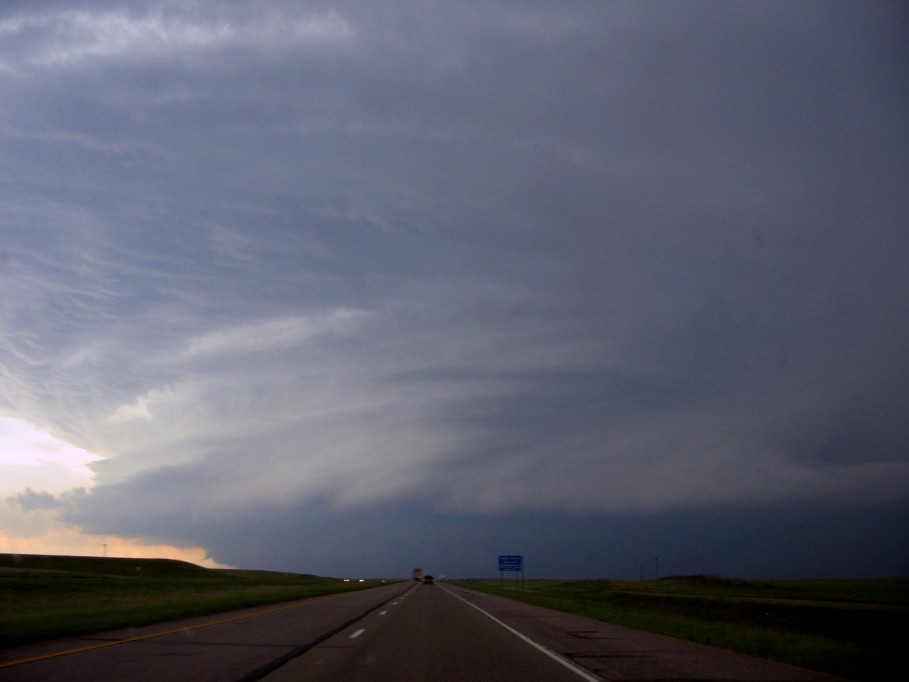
[102, 544, 107, 558]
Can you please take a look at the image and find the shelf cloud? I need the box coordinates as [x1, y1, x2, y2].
[2, 0, 907, 578]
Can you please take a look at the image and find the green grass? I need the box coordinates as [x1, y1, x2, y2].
[452, 576, 907, 681]
[0, 553, 393, 648]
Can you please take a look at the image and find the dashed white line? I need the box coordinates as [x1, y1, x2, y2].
[379, 610, 388, 616]
[349, 629, 365, 639]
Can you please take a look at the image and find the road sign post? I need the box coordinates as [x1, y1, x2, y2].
[498, 555, 524, 588]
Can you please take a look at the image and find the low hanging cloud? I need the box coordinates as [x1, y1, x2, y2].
[1, 0, 907, 577]
[7, 488, 60, 512]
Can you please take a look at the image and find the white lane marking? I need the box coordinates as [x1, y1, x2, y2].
[379, 611, 388, 616]
[349, 629, 365, 639]
[441, 587, 603, 682]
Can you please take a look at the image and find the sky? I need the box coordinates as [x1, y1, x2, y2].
[1, 1, 907, 580]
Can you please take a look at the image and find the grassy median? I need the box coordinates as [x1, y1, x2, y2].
[0, 553, 389, 648]
[453, 575, 906, 681]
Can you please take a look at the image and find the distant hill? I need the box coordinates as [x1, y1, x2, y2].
[0, 552, 217, 578]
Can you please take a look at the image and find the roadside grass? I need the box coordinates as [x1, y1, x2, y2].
[452, 576, 907, 681]
[0, 553, 391, 648]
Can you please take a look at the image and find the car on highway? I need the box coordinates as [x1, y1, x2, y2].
[423, 575, 434, 584]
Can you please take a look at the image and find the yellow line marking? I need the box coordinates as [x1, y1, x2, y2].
[0, 592, 347, 670]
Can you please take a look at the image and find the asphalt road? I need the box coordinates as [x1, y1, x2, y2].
[0, 582, 413, 682]
[0, 581, 845, 681]
[267, 582, 596, 681]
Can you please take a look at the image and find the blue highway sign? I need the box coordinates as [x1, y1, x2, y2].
[498, 555, 523, 571]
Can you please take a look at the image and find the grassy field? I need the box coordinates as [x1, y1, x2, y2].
[0, 553, 390, 648]
[453, 575, 907, 681]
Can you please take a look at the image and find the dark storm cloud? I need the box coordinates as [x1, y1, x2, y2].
[68, 483, 909, 579]
[2, 1, 907, 576]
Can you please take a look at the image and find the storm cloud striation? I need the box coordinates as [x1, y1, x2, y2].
[1, 1, 907, 578]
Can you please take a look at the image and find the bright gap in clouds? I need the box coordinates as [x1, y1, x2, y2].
[0, 414, 101, 493]
[0, 414, 229, 567]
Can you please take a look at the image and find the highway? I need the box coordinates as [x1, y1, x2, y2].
[0, 582, 412, 682]
[0, 581, 844, 681]
[268, 582, 595, 681]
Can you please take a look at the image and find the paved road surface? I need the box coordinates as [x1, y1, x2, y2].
[267, 582, 594, 681]
[1, 581, 845, 681]
[0, 582, 412, 681]
[268, 583, 843, 682]
[430, 585, 844, 681]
